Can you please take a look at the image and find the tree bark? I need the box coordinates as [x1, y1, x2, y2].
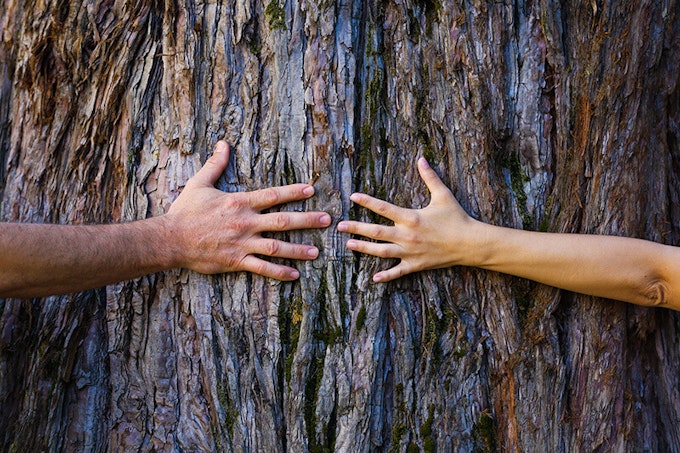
[1, 0, 679, 451]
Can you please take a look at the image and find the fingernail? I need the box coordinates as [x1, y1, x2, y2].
[215, 141, 226, 153]
[303, 186, 315, 196]
[373, 274, 383, 283]
[420, 157, 430, 168]
[290, 269, 300, 279]
[320, 214, 331, 225]
[349, 193, 360, 202]
[308, 247, 319, 258]
[337, 222, 347, 232]
[347, 239, 357, 248]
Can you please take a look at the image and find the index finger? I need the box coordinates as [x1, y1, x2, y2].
[247, 184, 316, 210]
[349, 192, 406, 222]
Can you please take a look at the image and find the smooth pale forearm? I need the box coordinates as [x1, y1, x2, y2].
[342, 158, 680, 311]
[0, 219, 176, 298]
[470, 221, 680, 309]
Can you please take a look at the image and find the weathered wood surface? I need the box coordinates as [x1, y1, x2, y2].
[1, 0, 679, 451]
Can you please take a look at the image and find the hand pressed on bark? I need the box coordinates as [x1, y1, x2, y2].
[337, 158, 486, 283]
[0, 140, 331, 298]
[338, 158, 680, 310]
[166, 140, 331, 280]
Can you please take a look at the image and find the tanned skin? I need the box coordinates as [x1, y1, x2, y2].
[0, 141, 331, 298]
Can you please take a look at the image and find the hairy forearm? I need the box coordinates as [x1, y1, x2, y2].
[0, 219, 176, 298]
[471, 223, 680, 310]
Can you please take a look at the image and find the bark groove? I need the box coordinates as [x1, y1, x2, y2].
[1, 0, 679, 451]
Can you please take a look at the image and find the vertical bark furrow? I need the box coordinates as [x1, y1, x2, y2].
[1, 1, 679, 452]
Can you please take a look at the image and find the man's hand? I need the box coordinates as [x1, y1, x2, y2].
[0, 140, 331, 298]
[165, 140, 331, 280]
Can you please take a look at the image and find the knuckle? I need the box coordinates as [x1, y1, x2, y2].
[228, 216, 250, 233]
[277, 268, 290, 280]
[224, 195, 245, 211]
[253, 260, 268, 275]
[265, 240, 281, 256]
[275, 214, 290, 230]
[403, 232, 420, 244]
[404, 212, 421, 228]
[377, 248, 392, 258]
[202, 156, 222, 173]
[232, 256, 248, 272]
[376, 203, 390, 216]
[263, 187, 281, 205]
[205, 155, 219, 167]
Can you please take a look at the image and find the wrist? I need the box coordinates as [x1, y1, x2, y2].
[458, 219, 499, 268]
[145, 215, 185, 271]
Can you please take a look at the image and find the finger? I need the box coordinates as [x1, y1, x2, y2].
[417, 158, 454, 203]
[240, 255, 301, 281]
[251, 238, 320, 260]
[191, 141, 231, 187]
[337, 220, 397, 242]
[373, 262, 412, 283]
[260, 212, 332, 232]
[247, 184, 316, 210]
[346, 239, 402, 259]
[349, 192, 405, 222]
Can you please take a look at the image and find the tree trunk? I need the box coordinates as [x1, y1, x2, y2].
[1, 0, 679, 451]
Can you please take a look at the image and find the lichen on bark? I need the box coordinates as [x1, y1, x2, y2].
[1, 0, 679, 452]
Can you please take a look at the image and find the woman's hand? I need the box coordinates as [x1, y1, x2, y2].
[337, 158, 486, 282]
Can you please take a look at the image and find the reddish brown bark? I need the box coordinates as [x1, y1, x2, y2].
[1, 0, 679, 451]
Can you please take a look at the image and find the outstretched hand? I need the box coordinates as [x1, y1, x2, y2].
[166, 141, 331, 280]
[338, 158, 484, 283]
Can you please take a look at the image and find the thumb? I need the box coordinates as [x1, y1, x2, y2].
[417, 157, 453, 203]
[192, 140, 231, 187]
